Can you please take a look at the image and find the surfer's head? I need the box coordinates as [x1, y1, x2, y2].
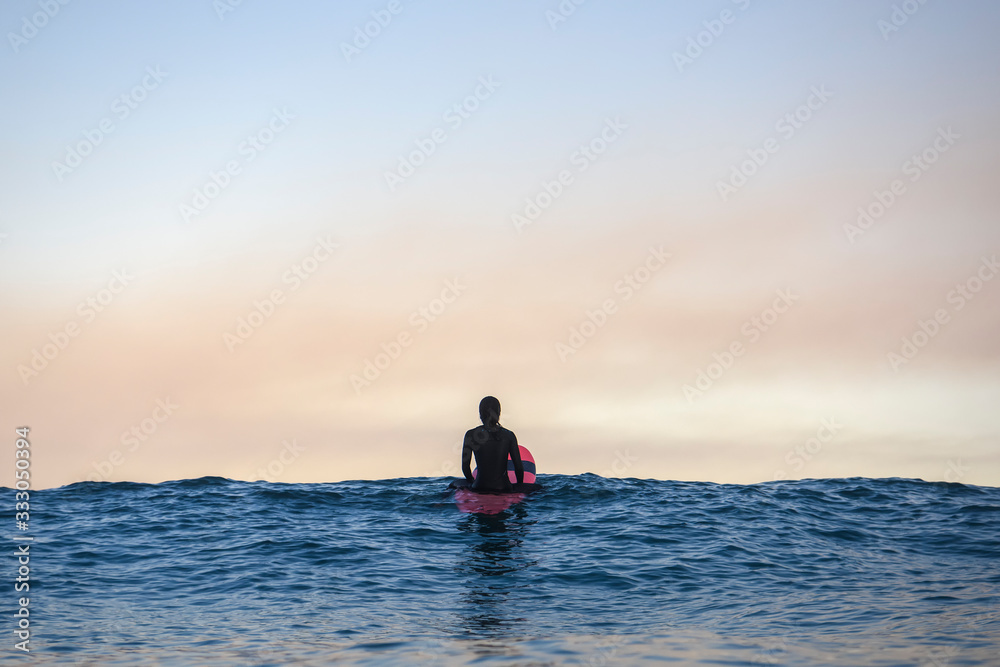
[479, 396, 501, 428]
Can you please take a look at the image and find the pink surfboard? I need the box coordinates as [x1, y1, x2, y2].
[457, 445, 536, 515]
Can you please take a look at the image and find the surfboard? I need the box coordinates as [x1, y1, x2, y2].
[452, 445, 539, 514]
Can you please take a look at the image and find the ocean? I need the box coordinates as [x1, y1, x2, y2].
[8, 475, 1000, 665]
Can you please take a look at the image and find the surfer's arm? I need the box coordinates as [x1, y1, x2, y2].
[509, 434, 524, 485]
[461, 432, 474, 481]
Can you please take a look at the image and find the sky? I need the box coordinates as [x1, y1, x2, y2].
[2, 0, 999, 489]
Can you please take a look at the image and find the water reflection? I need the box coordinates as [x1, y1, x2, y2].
[453, 503, 537, 658]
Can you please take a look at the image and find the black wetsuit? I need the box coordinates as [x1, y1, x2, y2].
[462, 424, 523, 492]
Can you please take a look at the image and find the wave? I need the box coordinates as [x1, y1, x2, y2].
[12, 474, 1000, 665]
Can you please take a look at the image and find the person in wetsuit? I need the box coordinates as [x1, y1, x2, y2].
[461, 396, 523, 493]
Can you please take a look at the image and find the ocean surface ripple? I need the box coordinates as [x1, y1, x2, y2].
[8, 475, 1000, 665]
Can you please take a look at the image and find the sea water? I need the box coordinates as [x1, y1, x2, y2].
[7, 475, 999, 665]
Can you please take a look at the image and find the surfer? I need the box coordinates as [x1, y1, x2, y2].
[461, 396, 524, 492]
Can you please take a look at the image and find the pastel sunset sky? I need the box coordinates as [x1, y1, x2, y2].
[2, 0, 998, 489]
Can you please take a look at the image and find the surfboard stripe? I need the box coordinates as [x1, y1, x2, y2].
[508, 460, 536, 475]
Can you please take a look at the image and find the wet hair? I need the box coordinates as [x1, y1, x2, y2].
[479, 396, 501, 427]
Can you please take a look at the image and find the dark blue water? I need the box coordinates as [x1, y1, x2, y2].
[7, 475, 1000, 665]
